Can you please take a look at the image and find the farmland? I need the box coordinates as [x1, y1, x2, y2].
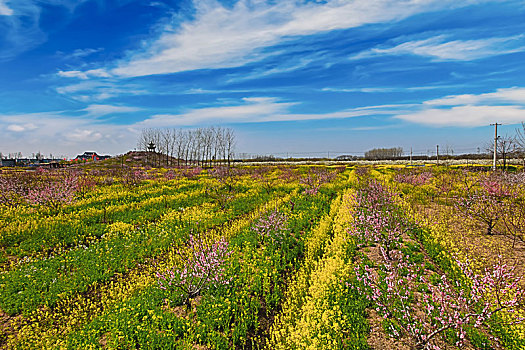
[0, 161, 524, 349]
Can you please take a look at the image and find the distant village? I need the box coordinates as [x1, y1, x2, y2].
[0, 151, 111, 167]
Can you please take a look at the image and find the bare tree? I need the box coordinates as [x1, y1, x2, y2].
[137, 127, 236, 168]
[138, 128, 153, 151]
[174, 129, 185, 167]
[500, 136, 518, 170]
[213, 127, 223, 165]
[161, 128, 174, 167]
[444, 144, 454, 157]
[186, 130, 196, 166]
[486, 134, 518, 170]
[225, 128, 235, 167]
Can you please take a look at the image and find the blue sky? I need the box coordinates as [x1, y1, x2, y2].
[1, 0, 525, 158]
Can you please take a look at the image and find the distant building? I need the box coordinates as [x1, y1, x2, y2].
[0, 159, 15, 167]
[74, 152, 111, 161]
[0, 158, 58, 167]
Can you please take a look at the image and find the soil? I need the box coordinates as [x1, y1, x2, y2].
[243, 296, 275, 350]
[366, 309, 412, 350]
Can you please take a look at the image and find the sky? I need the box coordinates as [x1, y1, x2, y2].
[1, 0, 525, 159]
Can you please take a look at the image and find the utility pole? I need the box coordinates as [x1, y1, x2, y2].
[410, 147, 413, 166]
[490, 123, 501, 171]
[436, 145, 439, 166]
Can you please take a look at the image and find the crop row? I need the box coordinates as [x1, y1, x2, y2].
[64, 184, 341, 349]
[270, 188, 368, 349]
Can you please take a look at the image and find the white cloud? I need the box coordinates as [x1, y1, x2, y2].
[351, 34, 525, 61]
[83, 104, 142, 116]
[58, 68, 110, 80]
[396, 105, 525, 127]
[7, 123, 37, 132]
[84, 69, 112, 78]
[0, 0, 13, 15]
[140, 97, 294, 126]
[57, 70, 89, 79]
[89, 0, 484, 77]
[424, 87, 525, 106]
[66, 129, 103, 142]
[396, 87, 525, 126]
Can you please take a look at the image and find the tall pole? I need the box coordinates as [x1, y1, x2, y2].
[436, 145, 439, 166]
[491, 123, 500, 171]
[410, 147, 413, 166]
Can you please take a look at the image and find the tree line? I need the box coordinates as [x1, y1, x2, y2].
[364, 147, 403, 160]
[137, 127, 235, 167]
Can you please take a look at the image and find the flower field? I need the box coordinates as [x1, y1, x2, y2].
[0, 163, 524, 349]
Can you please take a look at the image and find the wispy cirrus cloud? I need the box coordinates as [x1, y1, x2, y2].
[321, 85, 465, 93]
[58, 0, 488, 78]
[57, 69, 111, 80]
[0, 0, 92, 60]
[423, 87, 525, 106]
[57, 47, 104, 60]
[83, 104, 142, 117]
[350, 34, 525, 61]
[55, 80, 147, 101]
[137, 96, 409, 128]
[227, 55, 319, 83]
[138, 97, 295, 127]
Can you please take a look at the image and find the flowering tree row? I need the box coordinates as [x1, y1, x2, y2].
[351, 177, 524, 349]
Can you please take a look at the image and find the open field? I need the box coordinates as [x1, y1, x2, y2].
[0, 162, 524, 349]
